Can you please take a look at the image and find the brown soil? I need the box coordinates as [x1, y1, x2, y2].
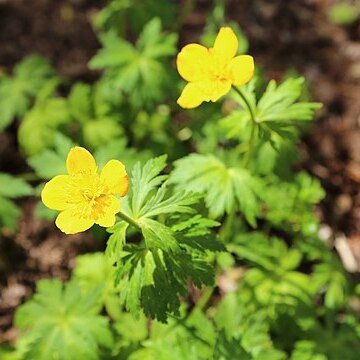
[0, 0, 359, 343]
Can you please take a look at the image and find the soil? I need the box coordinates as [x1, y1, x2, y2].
[0, 0, 359, 343]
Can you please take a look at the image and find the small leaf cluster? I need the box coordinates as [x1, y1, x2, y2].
[0, 55, 58, 130]
[89, 18, 178, 107]
[13, 279, 113, 360]
[106, 156, 223, 322]
[0, 174, 32, 231]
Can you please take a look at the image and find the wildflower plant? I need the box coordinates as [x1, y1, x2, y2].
[2, 5, 360, 360]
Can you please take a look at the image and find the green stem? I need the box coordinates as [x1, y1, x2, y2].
[232, 86, 257, 167]
[232, 86, 256, 122]
[219, 209, 235, 242]
[195, 285, 215, 312]
[117, 211, 141, 231]
[243, 120, 256, 167]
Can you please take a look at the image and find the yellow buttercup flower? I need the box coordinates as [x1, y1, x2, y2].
[41, 147, 129, 234]
[176, 27, 254, 109]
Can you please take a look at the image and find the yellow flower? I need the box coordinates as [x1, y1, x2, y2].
[41, 147, 129, 234]
[176, 27, 254, 109]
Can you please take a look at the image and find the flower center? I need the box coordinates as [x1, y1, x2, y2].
[65, 173, 110, 220]
[208, 49, 231, 82]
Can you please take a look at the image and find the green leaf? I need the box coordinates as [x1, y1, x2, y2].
[94, 138, 151, 171]
[312, 262, 349, 310]
[137, 18, 178, 58]
[213, 331, 251, 360]
[229, 233, 314, 311]
[73, 252, 122, 319]
[83, 117, 123, 149]
[94, 0, 175, 34]
[14, 279, 113, 360]
[0, 197, 22, 231]
[257, 78, 320, 122]
[291, 341, 327, 360]
[0, 174, 33, 198]
[67, 82, 124, 150]
[89, 18, 177, 106]
[170, 153, 263, 225]
[214, 292, 287, 359]
[106, 156, 220, 322]
[118, 247, 214, 322]
[221, 77, 321, 142]
[89, 31, 138, 69]
[106, 221, 129, 259]
[28, 133, 73, 179]
[68, 83, 92, 123]
[18, 94, 70, 156]
[126, 155, 168, 219]
[0, 55, 58, 130]
[262, 172, 325, 233]
[0, 174, 32, 231]
[256, 78, 321, 140]
[328, 3, 359, 26]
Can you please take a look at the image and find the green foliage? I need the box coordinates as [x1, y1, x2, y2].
[94, 0, 176, 34]
[0, 55, 57, 130]
[170, 153, 263, 226]
[0, 173, 32, 231]
[328, 2, 359, 26]
[94, 138, 152, 171]
[106, 156, 222, 322]
[221, 78, 321, 143]
[14, 279, 113, 360]
[73, 252, 123, 319]
[28, 133, 73, 179]
[229, 233, 314, 312]
[89, 18, 177, 107]
[301, 239, 351, 310]
[214, 293, 287, 359]
[262, 172, 325, 234]
[18, 82, 70, 156]
[68, 82, 124, 149]
[3, 2, 360, 359]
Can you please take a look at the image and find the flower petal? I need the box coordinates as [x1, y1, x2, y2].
[55, 210, 94, 234]
[177, 44, 211, 82]
[209, 80, 232, 102]
[95, 195, 120, 227]
[229, 55, 254, 86]
[177, 79, 232, 109]
[66, 147, 97, 175]
[41, 175, 69, 211]
[100, 160, 129, 196]
[177, 82, 209, 109]
[213, 27, 238, 63]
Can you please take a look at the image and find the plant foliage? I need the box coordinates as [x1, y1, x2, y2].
[2, 3, 360, 360]
[14, 280, 113, 360]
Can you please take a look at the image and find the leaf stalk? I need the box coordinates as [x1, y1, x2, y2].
[117, 211, 141, 230]
[232, 86, 257, 167]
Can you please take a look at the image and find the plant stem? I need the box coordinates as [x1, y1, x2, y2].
[195, 285, 215, 312]
[232, 86, 256, 123]
[232, 86, 257, 167]
[117, 211, 141, 230]
[243, 120, 256, 167]
[219, 209, 235, 242]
